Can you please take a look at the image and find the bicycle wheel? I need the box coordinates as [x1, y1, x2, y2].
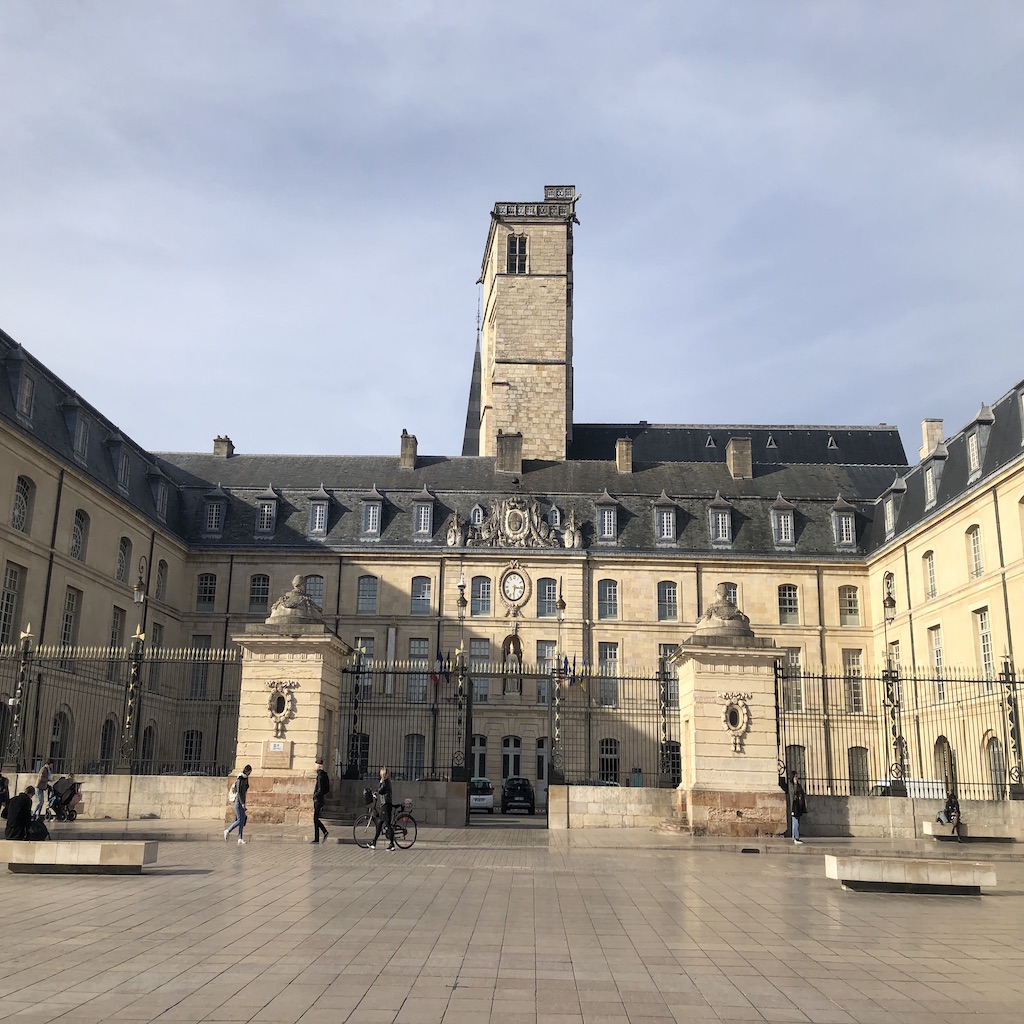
[392, 812, 417, 849]
[353, 813, 376, 848]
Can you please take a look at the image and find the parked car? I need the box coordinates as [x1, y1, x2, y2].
[501, 776, 536, 814]
[469, 777, 494, 813]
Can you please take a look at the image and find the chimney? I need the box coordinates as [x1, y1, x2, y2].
[725, 436, 752, 480]
[213, 435, 235, 458]
[495, 430, 523, 475]
[399, 429, 417, 470]
[919, 419, 944, 460]
[615, 437, 633, 474]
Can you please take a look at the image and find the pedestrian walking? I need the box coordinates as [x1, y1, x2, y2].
[311, 758, 330, 844]
[34, 760, 53, 819]
[368, 766, 396, 851]
[224, 765, 252, 845]
[790, 771, 806, 844]
[4, 786, 35, 840]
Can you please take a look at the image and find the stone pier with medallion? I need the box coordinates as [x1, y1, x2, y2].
[670, 586, 787, 838]
[231, 575, 354, 825]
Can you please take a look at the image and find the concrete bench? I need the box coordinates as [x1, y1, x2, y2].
[824, 854, 995, 895]
[922, 821, 1018, 843]
[3, 841, 159, 875]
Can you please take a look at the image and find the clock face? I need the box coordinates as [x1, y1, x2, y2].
[502, 571, 526, 602]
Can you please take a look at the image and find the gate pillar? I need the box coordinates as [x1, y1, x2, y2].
[231, 576, 353, 824]
[670, 586, 786, 837]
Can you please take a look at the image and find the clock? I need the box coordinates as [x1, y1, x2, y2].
[502, 571, 526, 602]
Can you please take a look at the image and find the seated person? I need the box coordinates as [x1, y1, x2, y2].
[4, 786, 35, 840]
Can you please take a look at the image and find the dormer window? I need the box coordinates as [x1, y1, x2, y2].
[255, 485, 278, 536]
[412, 487, 434, 540]
[147, 465, 171, 523]
[307, 485, 331, 538]
[361, 485, 383, 540]
[203, 484, 228, 536]
[117, 450, 130, 490]
[831, 496, 857, 549]
[771, 494, 796, 549]
[73, 416, 89, 458]
[596, 490, 618, 542]
[470, 504, 485, 527]
[883, 497, 895, 538]
[924, 465, 936, 506]
[16, 374, 34, 419]
[966, 403, 995, 482]
[709, 492, 733, 547]
[967, 432, 979, 474]
[548, 506, 561, 530]
[506, 233, 527, 274]
[654, 492, 676, 544]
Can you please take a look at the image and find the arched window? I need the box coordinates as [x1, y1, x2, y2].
[140, 724, 157, 772]
[933, 736, 954, 792]
[357, 575, 378, 614]
[599, 738, 620, 784]
[70, 509, 90, 561]
[838, 585, 859, 626]
[923, 550, 937, 599]
[597, 579, 618, 620]
[657, 581, 678, 621]
[502, 736, 521, 779]
[304, 574, 325, 610]
[987, 736, 1006, 801]
[196, 573, 217, 612]
[249, 574, 270, 614]
[11, 476, 33, 533]
[778, 584, 799, 624]
[547, 506, 561, 529]
[471, 576, 491, 617]
[536, 578, 558, 618]
[99, 716, 118, 773]
[967, 525, 984, 578]
[116, 537, 132, 583]
[470, 505, 484, 527]
[785, 744, 807, 783]
[155, 559, 168, 601]
[410, 576, 431, 615]
[404, 733, 425, 780]
[49, 708, 73, 772]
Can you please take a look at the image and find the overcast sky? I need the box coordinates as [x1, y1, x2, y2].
[2, 2, 1020, 464]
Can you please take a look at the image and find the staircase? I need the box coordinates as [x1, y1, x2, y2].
[658, 808, 691, 835]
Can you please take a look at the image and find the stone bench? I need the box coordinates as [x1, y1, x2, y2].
[824, 854, 995, 895]
[922, 821, 1018, 842]
[3, 841, 159, 875]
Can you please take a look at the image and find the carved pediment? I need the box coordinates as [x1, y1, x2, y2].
[464, 496, 560, 549]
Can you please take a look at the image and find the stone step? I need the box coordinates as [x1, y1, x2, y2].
[658, 815, 691, 835]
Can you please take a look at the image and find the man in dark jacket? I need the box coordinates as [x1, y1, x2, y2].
[224, 765, 252, 845]
[5, 786, 35, 840]
[311, 759, 330, 844]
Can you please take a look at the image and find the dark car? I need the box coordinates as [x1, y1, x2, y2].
[501, 776, 535, 814]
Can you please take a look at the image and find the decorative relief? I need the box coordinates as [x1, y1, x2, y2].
[719, 692, 752, 753]
[466, 497, 559, 549]
[266, 680, 299, 738]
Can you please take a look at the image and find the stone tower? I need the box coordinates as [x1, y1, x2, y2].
[469, 185, 577, 462]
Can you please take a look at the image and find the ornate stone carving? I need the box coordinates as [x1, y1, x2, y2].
[267, 575, 323, 625]
[719, 692, 752, 752]
[467, 496, 559, 548]
[266, 679, 299, 738]
[445, 512, 466, 548]
[562, 508, 583, 549]
[694, 583, 753, 638]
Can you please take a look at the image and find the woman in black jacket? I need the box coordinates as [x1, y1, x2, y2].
[369, 767, 396, 851]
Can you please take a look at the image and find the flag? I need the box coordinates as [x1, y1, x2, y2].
[431, 646, 443, 684]
[580, 656, 588, 692]
[561, 655, 569, 681]
[444, 650, 452, 685]
[570, 655, 577, 686]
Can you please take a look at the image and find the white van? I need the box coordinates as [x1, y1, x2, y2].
[868, 779, 946, 799]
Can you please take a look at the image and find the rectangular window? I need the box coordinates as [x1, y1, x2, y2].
[598, 642, 618, 707]
[61, 588, 80, 647]
[309, 502, 328, 535]
[657, 581, 678, 621]
[471, 577, 491, 617]
[156, 481, 168, 521]
[410, 577, 431, 615]
[778, 585, 799, 625]
[970, 528, 984, 577]
[924, 465, 936, 506]
[598, 507, 616, 540]
[774, 511, 794, 545]
[196, 574, 216, 612]
[249, 575, 270, 614]
[189, 635, 212, 699]
[355, 637, 374, 700]
[414, 505, 432, 535]
[967, 432, 980, 473]
[536, 578, 558, 618]
[304, 575, 325, 610]
[149, 622, 164, 691]
[782, 648, 803, 712]
[711, 509, 731, 544]
[107, 606, 125, 680]
[975, 607, 995, 683]
[597, 580, 618, 620]
[118, 451, 130, 489]
[506, 234, 527, 274]
[0, 563, 24, 645]
[404, 734, 426, 780]
[73, 416, 89, 458]
[929, 626, 945, 702]
[883, 498, 894, 537]
[357, 576, 378, 614]
[925, 552, 937, 599]
[842, 649, 864, 714]
[362, 503, 380, 534]
[836, 512, 855, 546]
[536, 641, 556, 704]
[470, 639, 489, 703]
[17, 375, 34, 418]
[656, 509, 674, 541]
[658, 643, 679, 708]
[408, 638, 429, 703]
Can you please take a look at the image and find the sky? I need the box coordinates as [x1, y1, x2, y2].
[1, 1, 1021, 464]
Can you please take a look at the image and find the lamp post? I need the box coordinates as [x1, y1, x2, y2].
[549, 580, 567, 786]
[881, 573, 907, 797]
[3, 625, 32, 771]
[344, 644, 365, 779]
[1000, 656, 1024, 800]
[116, 624, 145, 774]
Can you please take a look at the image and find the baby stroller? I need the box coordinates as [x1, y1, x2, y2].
[47, 777, 81, 821]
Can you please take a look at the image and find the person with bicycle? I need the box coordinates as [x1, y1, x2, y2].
[368, 766, 396, 851]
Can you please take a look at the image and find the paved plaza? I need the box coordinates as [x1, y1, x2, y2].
[1, 822, 1023, 1023]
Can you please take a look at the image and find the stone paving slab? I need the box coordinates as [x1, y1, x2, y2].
[1, 825, 1023, 1022]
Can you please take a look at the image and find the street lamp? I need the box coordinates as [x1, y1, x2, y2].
[133, 555, 149, 606]
[881, 572, 906, 796]
[549, 579, 567, 787]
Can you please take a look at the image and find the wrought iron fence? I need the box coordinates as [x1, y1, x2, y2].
[777, 658, 1023, 801]
[336, 659, 682, 789]
[0, 641, 240, 776]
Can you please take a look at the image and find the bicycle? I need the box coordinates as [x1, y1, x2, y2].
[353, 800, 418, 849]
